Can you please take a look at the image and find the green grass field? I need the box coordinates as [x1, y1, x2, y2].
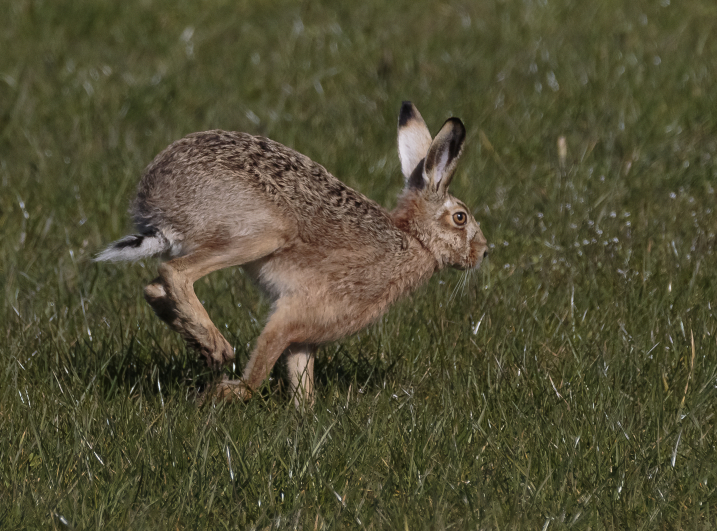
[2, 0, 717, 528]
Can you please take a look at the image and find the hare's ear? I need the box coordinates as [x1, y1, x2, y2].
[398, 102, 432, 184]
[423, 118, 466, 194]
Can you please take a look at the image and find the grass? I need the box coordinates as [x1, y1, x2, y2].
[2, 0, 717, 528]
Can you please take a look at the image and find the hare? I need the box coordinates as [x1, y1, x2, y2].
[97, 102, 488, 407]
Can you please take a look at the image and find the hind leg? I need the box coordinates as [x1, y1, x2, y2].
[144, 263, 234, 367]
[144, 234, 285, 368]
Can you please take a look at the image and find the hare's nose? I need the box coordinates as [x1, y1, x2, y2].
[483, 249, 489, 258]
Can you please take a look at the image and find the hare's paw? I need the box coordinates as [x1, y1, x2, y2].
[197, 377, 252, 406]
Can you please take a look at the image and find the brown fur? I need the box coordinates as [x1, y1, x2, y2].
[98, 102, 488, 407]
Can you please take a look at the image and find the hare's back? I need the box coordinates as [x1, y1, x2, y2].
[133, 130, 404, 249]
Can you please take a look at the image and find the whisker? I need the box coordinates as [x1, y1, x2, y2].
[462, 270, 471, 297]
[449, 277, 462, 303]
[449, 270, 471, 304]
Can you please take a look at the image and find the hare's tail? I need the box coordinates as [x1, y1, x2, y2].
[95, 231, 170, 262]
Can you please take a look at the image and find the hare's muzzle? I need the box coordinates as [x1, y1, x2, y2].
[469, 230, 488, 269]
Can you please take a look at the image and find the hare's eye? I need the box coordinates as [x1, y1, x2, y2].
[452, 211, 467, 226]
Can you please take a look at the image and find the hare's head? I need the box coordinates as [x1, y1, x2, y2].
[393, 102, 488, 270]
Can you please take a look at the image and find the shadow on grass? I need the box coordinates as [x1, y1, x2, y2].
[313, 343, 400, 394]
[72, 329, 398, 407]
[67, 332, 210, 402]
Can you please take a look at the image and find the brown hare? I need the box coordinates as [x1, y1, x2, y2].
[97, 102, 488, 407]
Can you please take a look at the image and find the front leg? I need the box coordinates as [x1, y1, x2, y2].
[206, 305, 297, 403]
[209, 342, 317, 409]
[284, 344, 317, 410]
[209, 301, 319, 403]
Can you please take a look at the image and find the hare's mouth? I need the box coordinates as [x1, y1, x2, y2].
[457, 246, 487, 270]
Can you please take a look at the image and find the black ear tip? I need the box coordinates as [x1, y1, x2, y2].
[447, 117, 465, 132]
[446, 117, 466, 143]
[438, 118, 466, 160]
[398, 101, 416, 127]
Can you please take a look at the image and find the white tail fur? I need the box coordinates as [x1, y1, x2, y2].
[95, 233, 170, 262]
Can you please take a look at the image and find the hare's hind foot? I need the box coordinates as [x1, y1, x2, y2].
[144, 268, 234, 368]
[143, 234, 288, 368]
